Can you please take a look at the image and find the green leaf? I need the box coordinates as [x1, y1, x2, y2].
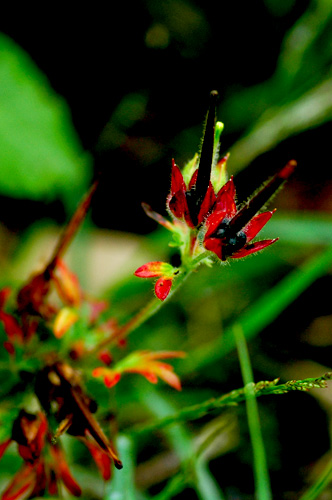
[0, 33, 92, 207]
[104, 435, 137, 500]
[228, 76, 332, 173]
[234, 325, 272, 500]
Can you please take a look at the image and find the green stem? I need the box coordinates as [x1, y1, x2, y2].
[299, 456, 332, 500]
[89, 261, 197, 354]
[234, 325, 272, 500]
[128, 373, 332, 437]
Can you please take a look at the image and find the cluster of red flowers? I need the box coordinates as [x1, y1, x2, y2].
[0, 411, 82, 499]
[0, 404, 117, 500]
[0, 182, 186, 498]
[135, 91, 296, 300]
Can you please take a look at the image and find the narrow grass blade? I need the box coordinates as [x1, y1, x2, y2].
[299, 456, 332, 500]
[234, 325, 272, 500]
[139, 388, 225, 500]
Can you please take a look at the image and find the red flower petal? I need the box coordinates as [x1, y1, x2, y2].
[204, 237, 224, 260]
[0, 438, 12, 459]
[48, 469, 58, 496]
[92, 368, 121, 388]
[1, 464, 37, 500]
[168, 189, 194, 227]
[30, 461, 47, 498]
[104, 372, 121, 388]
[204, 210, 227, 239]
[154, 366, 182, 391]
[134, 262, 168, 278]
[188, 169, 198, 189]
[231, 239, 278, 259]
[154, 277, 173, 301]
[59, 467, 82, 497]
[4, 341, 15, 355]
[50, 445, 82, 497]
[168, 160, 195, 226]
[85, 441, 112, 480]
[197, 182, 217, 224]
[171, 159, 187, 195]
[215, 177, 237, 215]
[17, 272, 52, 319]
[278, 159, 297, 180]
[138, 370, 159, 384]
[242, 210, 276, 242]
[0, 287, 11, 309]
[0, 311, 24, 342]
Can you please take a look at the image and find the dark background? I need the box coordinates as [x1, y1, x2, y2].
[0, 0, 323, 235]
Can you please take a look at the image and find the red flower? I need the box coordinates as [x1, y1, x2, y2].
[0, 288, 36, 354]
[34, 362, 123, 471]
[167, 158, 217, 228]
[80, 433, 112, 480]
[92, 350, 186, 391]
[0, 411, 82, 500]
[137, 91, 296, 277]
[203, 161, 297, 260]
[134, 262, 179, 300]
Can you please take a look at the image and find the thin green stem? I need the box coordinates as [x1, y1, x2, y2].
[234, 325, 272, 500]
[88, 262, 196, 355]
[299, 456, 332, 500]
[128, 373, 332, 437]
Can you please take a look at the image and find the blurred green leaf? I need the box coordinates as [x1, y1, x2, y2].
[105, 435, 137, 500]
[220, 0, 332, 172]
[228, 76, 332, 173]
[0, 33, 91, 207]
[265, 211, 332, 245]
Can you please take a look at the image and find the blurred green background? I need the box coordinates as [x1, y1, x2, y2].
[1, 1, 332, 499]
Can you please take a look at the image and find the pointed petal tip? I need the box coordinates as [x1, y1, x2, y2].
[278, 160, 297, 180]
[231, 238, 279, 259]
[134, 262, 162, 278]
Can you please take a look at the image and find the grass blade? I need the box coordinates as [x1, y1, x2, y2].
[234, 325, 272, 500]
[299, 457, 332, 500]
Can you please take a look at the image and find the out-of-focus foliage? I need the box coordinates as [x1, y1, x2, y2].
[0, 33, 91, 208]
[223, 0, 332, 172]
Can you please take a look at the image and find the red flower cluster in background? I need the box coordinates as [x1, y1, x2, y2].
[0, 411, 81, 499]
